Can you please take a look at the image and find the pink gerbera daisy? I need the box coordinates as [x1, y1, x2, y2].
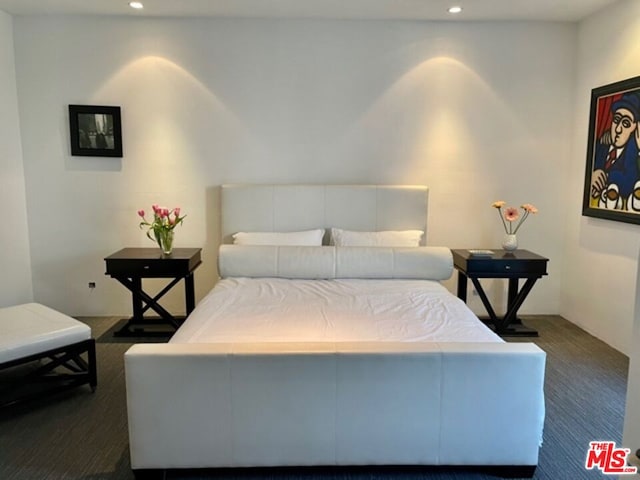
[504, 207, 520, 222]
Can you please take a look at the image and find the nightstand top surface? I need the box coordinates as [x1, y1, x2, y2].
[105, 247, 201, 261]
[451, 249, 548, 261]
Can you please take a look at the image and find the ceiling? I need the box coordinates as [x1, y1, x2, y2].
[0, 0, 621, 22]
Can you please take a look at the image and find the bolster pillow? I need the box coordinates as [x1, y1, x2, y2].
[218, 245, 453, 280]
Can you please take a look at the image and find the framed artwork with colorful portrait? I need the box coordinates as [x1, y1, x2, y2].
[582, 76, 640, 224]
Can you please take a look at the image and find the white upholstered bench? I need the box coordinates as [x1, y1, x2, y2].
[0, 303, 97, 408]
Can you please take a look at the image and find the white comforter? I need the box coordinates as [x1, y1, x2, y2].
[171, 278, 502, 344]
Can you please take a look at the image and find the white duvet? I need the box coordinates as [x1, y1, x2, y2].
[171, 278, 502, 344]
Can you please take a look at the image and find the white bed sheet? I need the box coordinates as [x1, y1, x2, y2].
[171, 278, 502, 344]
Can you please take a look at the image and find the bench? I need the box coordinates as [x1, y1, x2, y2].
[0, 303, 97, 409]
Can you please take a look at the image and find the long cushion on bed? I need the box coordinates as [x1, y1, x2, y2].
[217, 245, 453, 280]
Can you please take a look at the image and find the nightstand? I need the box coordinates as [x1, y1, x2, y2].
[104, 248, 202, 337]
[451, 249, 548, 337]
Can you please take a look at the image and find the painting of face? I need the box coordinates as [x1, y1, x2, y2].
[583, 76, 640, 224]
[610, 107, 637, 148]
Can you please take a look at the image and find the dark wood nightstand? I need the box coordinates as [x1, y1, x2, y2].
[104, 248, 202, 337]
[452, 249, 548, 337]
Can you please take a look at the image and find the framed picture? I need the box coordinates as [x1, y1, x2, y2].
[582, 76, 640, 224]
[68, 105, 122, 157]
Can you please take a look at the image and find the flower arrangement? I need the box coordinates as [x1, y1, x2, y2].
[492, 201, 538, 234]
[138, 204, 186, 255]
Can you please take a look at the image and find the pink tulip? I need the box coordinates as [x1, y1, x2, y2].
[168, 217, 176, 225]
[137, 209, 145, 218]
[162, 208, 170, 218]
[152, 204, 159, 213]
[174, 207, 181, 217]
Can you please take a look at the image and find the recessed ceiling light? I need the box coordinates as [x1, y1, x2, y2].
[129, 2, 144, 9]
[448, 6, 463, 14]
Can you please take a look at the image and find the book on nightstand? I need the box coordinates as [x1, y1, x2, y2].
[467, 249, 495, 257]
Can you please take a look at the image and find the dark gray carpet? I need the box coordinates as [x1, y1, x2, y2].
[0, 315, 629, 480]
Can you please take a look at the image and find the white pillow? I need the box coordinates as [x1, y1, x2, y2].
[331, 228, 423, 247]
[232, 229, 324, 246]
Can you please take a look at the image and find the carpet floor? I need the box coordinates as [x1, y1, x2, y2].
[0, 315, 629, 480]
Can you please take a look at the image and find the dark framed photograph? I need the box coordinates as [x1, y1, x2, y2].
[582, 76, 640, 224]
[69, 105, 122, 157]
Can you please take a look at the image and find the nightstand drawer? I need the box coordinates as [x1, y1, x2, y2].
[464, 257, 547, 276]
[105, 259, 190, 277]
[105, 248, 202, 278]
[452, 249, 548, 278]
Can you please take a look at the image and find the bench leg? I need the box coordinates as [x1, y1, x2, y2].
[87, 338, 97, 392]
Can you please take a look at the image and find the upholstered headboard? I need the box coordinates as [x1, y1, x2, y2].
[221, 184, 429, 245]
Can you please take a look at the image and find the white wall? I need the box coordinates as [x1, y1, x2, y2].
[567, 0, 640, 455]
[12, 16, 574, 317]
[0, 10, 32, 307]
[563, 0, 640, 355]
[624, 248, 640, 471]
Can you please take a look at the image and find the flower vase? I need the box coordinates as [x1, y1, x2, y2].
[502, 233, 518, 251]
[158, 230, 174, 256]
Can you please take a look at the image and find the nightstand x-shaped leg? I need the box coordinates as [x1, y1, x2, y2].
[470, 276, 540, 335]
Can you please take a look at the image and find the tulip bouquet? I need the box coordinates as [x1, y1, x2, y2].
[138, 204, 186, 255]
[492, 201, 538, 234]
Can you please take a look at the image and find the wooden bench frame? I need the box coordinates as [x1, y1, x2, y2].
[0, 338, 97, 409]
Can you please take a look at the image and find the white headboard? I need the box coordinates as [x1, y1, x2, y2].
[221, 185, 429, 245]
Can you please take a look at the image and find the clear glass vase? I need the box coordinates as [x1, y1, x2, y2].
[502, 233, 518, 251]
[157, 230, 174, 256]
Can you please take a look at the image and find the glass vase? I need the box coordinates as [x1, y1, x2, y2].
[157, 230, 174, 256]
[502, 233, 518, 251]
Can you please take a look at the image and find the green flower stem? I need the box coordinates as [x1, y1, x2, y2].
[497, 207, 509, 234]
[513, 210, 530, 234]
[157, 229, 174, 255]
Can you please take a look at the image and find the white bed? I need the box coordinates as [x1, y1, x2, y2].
[124, 185, 546, 479]
[172, 277, 501, 344]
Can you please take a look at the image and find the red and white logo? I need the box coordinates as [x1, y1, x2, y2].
[585, 441, 638, 475]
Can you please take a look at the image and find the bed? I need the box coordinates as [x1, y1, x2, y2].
[124, 185, 546, 479]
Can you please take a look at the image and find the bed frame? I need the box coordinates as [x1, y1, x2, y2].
[124, 185, 546, 479]
[219, 184, 429, 245]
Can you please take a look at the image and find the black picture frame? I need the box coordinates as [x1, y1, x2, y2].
[582, 76, 640, 224]
[69, 105, 123, 157]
